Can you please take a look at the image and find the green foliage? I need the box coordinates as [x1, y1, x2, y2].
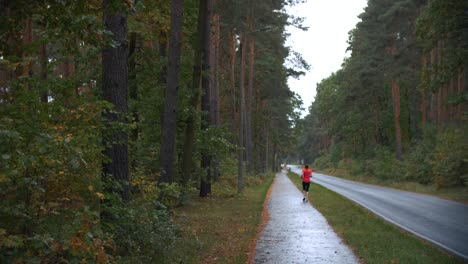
[103, 194, 178, 263]
[312, 152, 333, 169]
[403, 142, 434, 184]
[297, 0, 467, 190]
[0, 81, 109, 262]
[432, 127, 468, 188]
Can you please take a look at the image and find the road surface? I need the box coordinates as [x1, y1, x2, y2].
[288, 165, 468, 261]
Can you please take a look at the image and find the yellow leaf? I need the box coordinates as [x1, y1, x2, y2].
[88, 185, 94, 191]
[96, 192, 105, 200]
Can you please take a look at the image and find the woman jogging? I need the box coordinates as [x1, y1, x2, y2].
[301, 165, 312, 202]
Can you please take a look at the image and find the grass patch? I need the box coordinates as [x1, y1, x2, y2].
[169, 174, 274, 264]
[319, 168, 468, 203]
[287, 172, 464, 264]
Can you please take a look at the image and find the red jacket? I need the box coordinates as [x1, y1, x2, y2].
[302, 169, 312, 183]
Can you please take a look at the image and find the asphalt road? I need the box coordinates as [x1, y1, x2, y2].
[288, 165, 468, 261]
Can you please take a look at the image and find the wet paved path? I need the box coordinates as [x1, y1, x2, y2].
[254, 172, 359, 264]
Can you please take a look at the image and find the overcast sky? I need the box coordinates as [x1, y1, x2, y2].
[285, 0, 368, 115]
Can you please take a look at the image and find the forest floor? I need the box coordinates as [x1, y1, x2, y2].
[318, 168, 468, 203]
[171, 175, 274, 264]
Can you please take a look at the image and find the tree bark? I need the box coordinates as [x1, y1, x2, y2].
[229, 29, 237, 140]
[200, 0, 212, 197]
[457, 67, 463, 120]
[411, 68, 418, 139]
[102, 0, 130, 201]
[430, 48, 436, 122]
[391, 79, 402, 161]
[421, 54, 427, 135]
[159, 0, 184, 184]
[182, 0, 205, 186]
[210, 6, 220, 183]
[40, 44, 48, 102]
[238, 32, 246, 193]
[246, 36, 255, 175]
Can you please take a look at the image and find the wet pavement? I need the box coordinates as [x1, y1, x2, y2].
[254, 171, 359, 264]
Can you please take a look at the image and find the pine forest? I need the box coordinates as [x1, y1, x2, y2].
[0, 0, 466, 262]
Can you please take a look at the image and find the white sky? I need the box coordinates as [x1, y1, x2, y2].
[285, 0, 368, 115]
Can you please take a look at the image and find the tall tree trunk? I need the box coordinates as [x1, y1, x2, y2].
[182, 0, 205, 186]
[421, 54, 427, 136]
[436, 42, 442, 126]
[209, 5, 220, 183]
[229, 29, 237, 140]
[391, 79, 402, 161]
[238, 32, 246, 193]
[411, 69, 418, 139]
[102, 0, 130, 201]
[159, 0, 184, 184]
[430, 48, 436, 122]
[457, 67, 463, 120]
[212, 12, 221, 182]
[246, 35, 255, 175]
[448, 77, 454, 122]
[200, 0, 212, 197]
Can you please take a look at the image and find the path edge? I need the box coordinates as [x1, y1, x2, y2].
[247, 172, 278, 264]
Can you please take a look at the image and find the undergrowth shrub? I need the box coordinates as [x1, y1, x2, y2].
[403, 142, 434, 184]
[431, 127, 468, 188]
[313, 152, 333, 169]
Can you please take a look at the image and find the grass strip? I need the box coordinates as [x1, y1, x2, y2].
[170, 175, 274, 264]
[287, 172, 464, 264]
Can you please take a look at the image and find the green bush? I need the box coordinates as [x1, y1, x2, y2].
[313, 152, 333, 169]
[403, 142, 434, 184]
[432, 127, 468, 188]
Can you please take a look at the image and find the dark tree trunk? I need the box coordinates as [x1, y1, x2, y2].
[182, 0, 205, 186]
[411, 68, 418, 140]
[159, 0, 184, 184]
[421, 54, 427, 136]
[40, 44, 48, 102]
[200, 0, 212, 197]
[229, 30, 237, 140]
[212, 10, 221, 182]
[237, 32, 246, 193]
[102, 0, 130, 201]
[246, 36, 254, 175]
[457, 67, 464, 120]
[391, 79, 402, 161]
